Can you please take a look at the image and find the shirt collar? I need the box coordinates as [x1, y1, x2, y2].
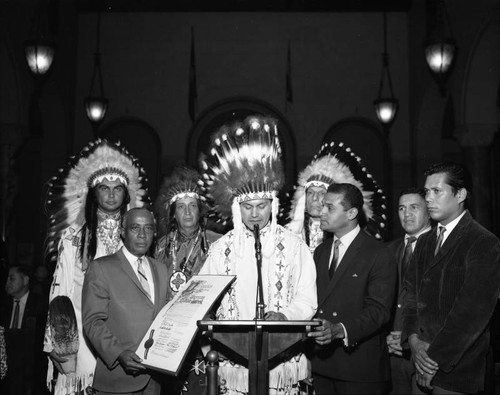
[335, 225, 361, 250]
[405, 225, 432, 241]
[16, 290, 29, 304]
[439, 210, 467, 235]
[121, 245, 145, 265]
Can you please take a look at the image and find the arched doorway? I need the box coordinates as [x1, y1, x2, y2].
[100, 117, 162, 200]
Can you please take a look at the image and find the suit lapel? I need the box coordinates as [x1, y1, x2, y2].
[147, 257, 162, 314]
[427, 211, 470, 270]
[395, 239, 405, 289]
[117, 249, 153, 304]
[22, 292, 34, 328]
[316, 239, 333, 299]
[331, 232, 364, 284]
[319, 232, 364, 305]
[394, 239, 405, 260]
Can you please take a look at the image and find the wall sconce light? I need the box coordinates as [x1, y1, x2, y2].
[374, 12, 398, 126]
[84, 13, 108, 136]
[424, 0, 456, 93]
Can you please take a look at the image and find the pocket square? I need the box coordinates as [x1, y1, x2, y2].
[352, 273, 358, 278]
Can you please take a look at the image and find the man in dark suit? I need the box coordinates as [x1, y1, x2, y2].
[308, 183, 397, 395]
[0, 265, 49, 395]
[386, 188, 431, 394]
[402, 162, 500, 394]
[82, 207, 170, 395]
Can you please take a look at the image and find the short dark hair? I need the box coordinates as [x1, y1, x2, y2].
[10, 265, 32, 282]
[122, 207, 156, 229]
[327, 183, 365, 224]
[424, 162, 472, 200]
[399, 187, 426, 199]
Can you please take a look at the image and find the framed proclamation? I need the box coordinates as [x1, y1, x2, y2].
[136, 274, 235, 375]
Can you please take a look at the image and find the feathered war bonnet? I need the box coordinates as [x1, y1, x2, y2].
[199, 115, 284, 255]
[287, 141, 387, 240]
[154, 166, 205, 237]
[44, 139, 148, 264]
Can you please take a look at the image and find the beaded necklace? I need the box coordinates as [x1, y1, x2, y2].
[168, 228, 201, 293]
[96, 209, 122, 256]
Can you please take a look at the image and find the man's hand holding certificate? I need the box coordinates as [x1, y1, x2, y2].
[136, 275, 235, 375]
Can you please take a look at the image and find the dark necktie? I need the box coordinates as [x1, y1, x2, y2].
[329, 239, 342, 279]
[434, 226, 446, 256]
[400, 236, 417, 284]
[11, 299, 20, 329]
[137, 258, 151, 299]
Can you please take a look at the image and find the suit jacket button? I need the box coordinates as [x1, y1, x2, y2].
[332, 312, 338, 317]
[318, 309, 324, 314]
[397, 303, 402, 308]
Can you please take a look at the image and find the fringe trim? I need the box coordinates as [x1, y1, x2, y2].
[51, 370, 94, 395]
[218, 353, 308, 394]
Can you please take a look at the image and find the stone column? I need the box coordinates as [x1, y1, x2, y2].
[455, 123, 497, 230]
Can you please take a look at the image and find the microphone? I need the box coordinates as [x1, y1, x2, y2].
[253, 224, 262, 274]
[253, 224, 260, 248]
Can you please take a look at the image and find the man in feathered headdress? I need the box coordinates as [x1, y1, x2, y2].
[286, 142, 388, 253]
[154, 166, 220, 297]
[43, 139, 148, 395]
[154, 166, 221, 394]
[199, 116, 318, 395]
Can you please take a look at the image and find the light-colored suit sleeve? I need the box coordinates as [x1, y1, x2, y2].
[82, 260, 125, 369]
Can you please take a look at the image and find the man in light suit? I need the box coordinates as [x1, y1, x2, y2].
[402, 162, 500, 394]
[308, 183, 397, 395]
[386, 188, 431, 394]
[83, 207, 169, 395]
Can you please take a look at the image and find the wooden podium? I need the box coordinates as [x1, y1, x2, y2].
[197, 320, 319, 395]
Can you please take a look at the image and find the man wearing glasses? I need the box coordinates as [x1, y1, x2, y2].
[82, 208, 169, 395]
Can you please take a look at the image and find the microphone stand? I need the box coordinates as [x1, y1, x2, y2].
[253, 224, 265, 364]
[253, 224, 265, 320]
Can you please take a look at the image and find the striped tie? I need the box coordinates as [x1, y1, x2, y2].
[401, 236, 417, 284]
[329, 239, 342, 279]
[434, 226, 446, 256]
[137, 258, 151, 299]
[11, 299, 20, 329]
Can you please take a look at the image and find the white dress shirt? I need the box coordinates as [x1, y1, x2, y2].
[438, 210, 466, 245]
[122, 247, 155, 303]
[10, 290, 29, 329]
[328, 225, 361, 270]
[405, 225, 432, 251]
